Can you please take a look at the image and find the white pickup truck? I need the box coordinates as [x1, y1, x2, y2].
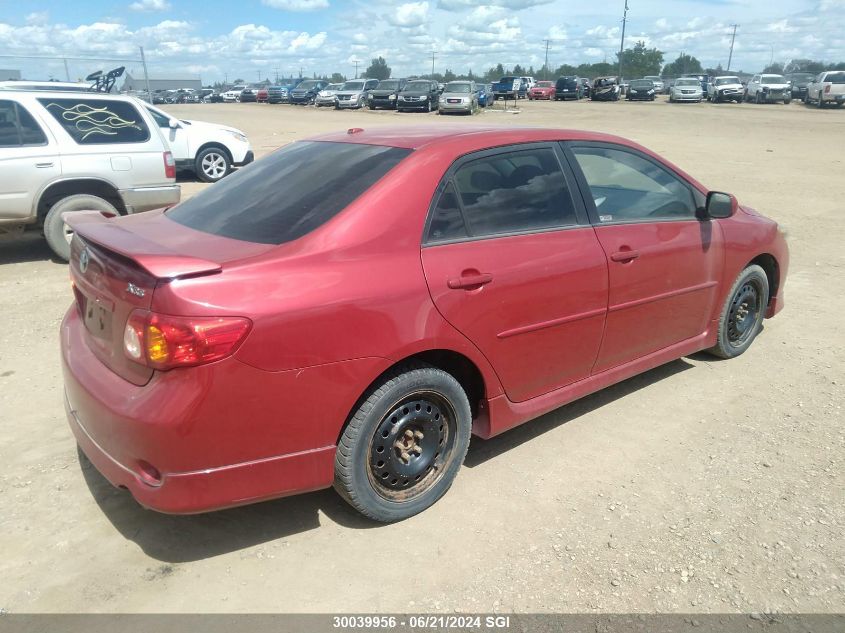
[804, 71, 845, 108]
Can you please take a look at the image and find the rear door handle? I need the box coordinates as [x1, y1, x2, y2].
[610, 250, 640, 262]
[447, 273, 493, 290]
[35, 162, 54, 168]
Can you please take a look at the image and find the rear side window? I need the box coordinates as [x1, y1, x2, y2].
[0, 100, 47, 147]
[439, 147, 577, 239]
[168, 141, 411, 245]
[37, 98, 150, 144]
[826, 72, 845, 84]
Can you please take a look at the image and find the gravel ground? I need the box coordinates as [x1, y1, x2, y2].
[0, 97, 843, 614]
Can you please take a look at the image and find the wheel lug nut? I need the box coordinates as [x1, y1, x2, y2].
[404, 429, 414, 439]
[401, 451, 411, 462]
[414, 431, 424, 440]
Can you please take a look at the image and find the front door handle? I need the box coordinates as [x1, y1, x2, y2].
[35, 162, 54, 168]
[447, 273, 493, 290]
[610, 249, 640, 262]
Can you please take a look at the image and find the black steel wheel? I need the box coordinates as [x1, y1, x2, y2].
[334, 363, 471, 522]
[708, 264, 769, 359]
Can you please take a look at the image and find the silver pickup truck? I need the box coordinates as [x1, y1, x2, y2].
[804, 71, 845, 108]
[0, 89, 180, 260]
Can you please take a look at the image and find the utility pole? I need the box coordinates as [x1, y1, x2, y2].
[257, 70, 261, 82]
[63, 58, 70, 82]
[353, 60, 359, 78]
[543, 39, 550, 79]
[274, 67, 279, 83]
[727, 24, 738, 71]
[618, 0, 629, 80]
[431, 50, 437, 77]
[139, 46, 152, 103]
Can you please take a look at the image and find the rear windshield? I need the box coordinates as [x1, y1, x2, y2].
[557, 77, 577, 87]
[168, 141, 411, 245]
[826, 72, 845, 83]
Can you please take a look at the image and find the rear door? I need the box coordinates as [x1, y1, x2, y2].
[564, 142, 724, 373]
[421, 143, 608, 403]
[0, 98, 60, 219]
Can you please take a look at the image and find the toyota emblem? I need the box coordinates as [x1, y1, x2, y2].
[79, 247, 90, 273]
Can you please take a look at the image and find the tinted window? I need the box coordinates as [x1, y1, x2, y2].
[450, 148, 576, 237]
[825, 72, 845, 84]
[168, 141, 411, 245]
[0, 100, 47, 147]
[145, 106, 170, 128]
[571, 146, 696, 222]
[38, 98, 149, 144]
[428, 183, 468, 242]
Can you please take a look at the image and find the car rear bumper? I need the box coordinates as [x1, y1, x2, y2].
[118, 185, 180, 214]
[61, 306, 389, 513]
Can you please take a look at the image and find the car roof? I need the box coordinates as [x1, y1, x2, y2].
[308, 126, 638, 151]
[0, 89, 138, 100]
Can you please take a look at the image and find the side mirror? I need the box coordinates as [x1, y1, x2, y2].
[168, 118, 179, 129]
[701, 191, 736, 220]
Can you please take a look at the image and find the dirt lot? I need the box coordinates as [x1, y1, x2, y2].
[1, 97, 843, 614]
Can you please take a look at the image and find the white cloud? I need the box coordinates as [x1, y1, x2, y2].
[261, 0, 330, 10]
[389, 2, 429, 28]
[438, 0, 551, 10]
[25, 11, 49, 25]
[128, 0, 171, 12]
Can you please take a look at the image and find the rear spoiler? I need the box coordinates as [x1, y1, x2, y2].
[65, 211, 222, 279]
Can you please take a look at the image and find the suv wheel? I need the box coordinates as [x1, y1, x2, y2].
[196, 147, 231, 183]
[44, 194, 117, 261]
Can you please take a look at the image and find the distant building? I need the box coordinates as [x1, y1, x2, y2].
[0, 69, 22, 80]
[121, 72, 202, 92]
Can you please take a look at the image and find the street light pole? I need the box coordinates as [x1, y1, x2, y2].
[431, 51, 436, 77]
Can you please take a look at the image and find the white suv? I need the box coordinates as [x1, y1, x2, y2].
[143, 104, 253, 182]
[0, 90, 179, 260]
[744, 74, 791, 104]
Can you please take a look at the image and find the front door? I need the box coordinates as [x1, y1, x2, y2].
[565, 142, 724, 373]
[421, 144, 608, 403]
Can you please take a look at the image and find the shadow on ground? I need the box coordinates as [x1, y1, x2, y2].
[0, 232, 62, 266]
[80, 357, 695, 563]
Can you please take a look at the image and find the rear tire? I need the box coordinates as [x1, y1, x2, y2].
[707, 265, 769, 359]
[334, 363, 472, 522]
[44, 194, 118, 261]
[196, 146, 231, 183]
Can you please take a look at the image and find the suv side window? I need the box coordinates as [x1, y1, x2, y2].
[145, 106, 170, 128]
[37, 97, 150, 145]
[447, 147, 577, 238]
[570, 145, 697, 222]
[0, 100, 48, 147]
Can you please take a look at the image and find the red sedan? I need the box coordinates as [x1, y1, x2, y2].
[62, 127, 788, 522]
[528, 81, 556, 99]
[256, 87, 269, 103]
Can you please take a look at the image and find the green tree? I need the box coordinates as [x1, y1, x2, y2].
[330, 72, 346, 83]
[443, 69, 456, 82]
[784, 59, 826, 73]
[616, 41, 664, 79]
[365, 56, 391, 80]
[512, 63, 525, 75]
[553, 64, 578, 77]
[577, 62, 614, 78]
[662, 53, 703, 77]
[762, 62, 785, 74]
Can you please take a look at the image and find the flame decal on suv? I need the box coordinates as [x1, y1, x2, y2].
[44, 102, 141, 140]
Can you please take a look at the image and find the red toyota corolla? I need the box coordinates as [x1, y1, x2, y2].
[61, 126, 788, 522]
[528, 81, 556, 100]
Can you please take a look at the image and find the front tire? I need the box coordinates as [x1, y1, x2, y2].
[44, 194, 117, 261]
[196, 146, 231, 183]
[334, 364, 472, 522]
[707, 265, 769, 359]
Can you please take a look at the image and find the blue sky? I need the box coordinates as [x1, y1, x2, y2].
[1, 0, 843, 83]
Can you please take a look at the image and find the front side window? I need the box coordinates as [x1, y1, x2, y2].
[145, 106, 171, 128]
[168, 141, 411, 245]
[443, 148, 577, 238]
[571, 146, 697, 222]
[0, 100, 47, 147]
[38, 98, 149, 144]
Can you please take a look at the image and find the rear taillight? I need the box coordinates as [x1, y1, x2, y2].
[824, 84, 831, 94]
[124, 310, 251, 370]
[163, 151, 176, 179]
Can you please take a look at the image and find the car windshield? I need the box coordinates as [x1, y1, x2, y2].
[446, 83, 472, 93]
[825, 72, 845, 83]
[558, 77, 577, 87]
[326, 84, 342, 90]
[404, 81, 430, 91]
[630, 80, 653, 88]
[536, 81, 553, 87]
[168, 142, 411, 245]
[499, 77, 517, 82]
[342, 81, 365, 90]
[644, 76, 661, 81]
[377, 80, 399, 90]
[297, 80, 320, 89]
[762, 75, 786, 84]
[675, 79, 699, 86]
[715, 77, 740, 85]
[788, 73, 814, 82]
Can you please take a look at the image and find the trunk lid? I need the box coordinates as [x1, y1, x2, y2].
[66, 211, 271, 385]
